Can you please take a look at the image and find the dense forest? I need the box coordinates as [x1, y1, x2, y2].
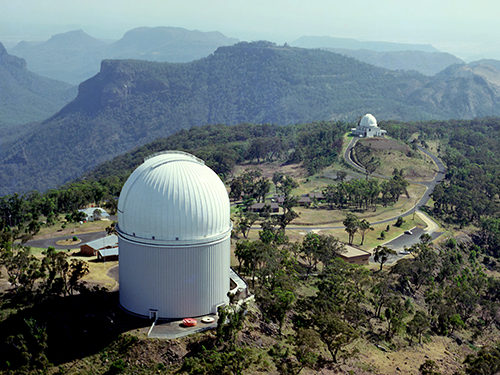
[4, 41, 500, 195]
[0, 121, 346, 234]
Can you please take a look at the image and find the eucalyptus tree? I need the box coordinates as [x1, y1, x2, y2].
[374, 245, 397, 271]
[343, 213, 359, 245]
[358, 219, 373, 246]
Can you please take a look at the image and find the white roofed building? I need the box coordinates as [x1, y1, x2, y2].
[116, 151, 232, 320]
[351, 114, 387, 138]
[78, 207, 110, 221]
[80, 234, 118, 256]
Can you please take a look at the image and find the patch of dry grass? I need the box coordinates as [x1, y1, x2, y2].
[356, 137, 437, 182]
[34, 218, 111, 240]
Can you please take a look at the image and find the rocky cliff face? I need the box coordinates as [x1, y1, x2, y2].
[0, 42, 26, 70]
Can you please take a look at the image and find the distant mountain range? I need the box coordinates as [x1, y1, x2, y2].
[322, 49, 464, 76]
[290, 36, 440, 53]
[7, 28, 485, 86]
[2, 41, 500, 195]
[9, 27, 239, 84]
[0, 43, 76, 143]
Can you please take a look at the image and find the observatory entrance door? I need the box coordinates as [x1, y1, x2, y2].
[149, 309, 158, 321]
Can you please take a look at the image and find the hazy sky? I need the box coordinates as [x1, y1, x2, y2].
[2, 0, 499, 59]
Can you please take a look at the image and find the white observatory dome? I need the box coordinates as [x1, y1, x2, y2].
[117, 151, 231, 245]
[117, 151, 231, 319]
[360, 113, 377, 127]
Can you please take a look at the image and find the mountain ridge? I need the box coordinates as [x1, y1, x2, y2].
[10, 27, 239, 84]
[323, 48, 464, 76]
[290, 35, 440, 53]
[0, 42, 76, 143]
[2, 42, 500, 195]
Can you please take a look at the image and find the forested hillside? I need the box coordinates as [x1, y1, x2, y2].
[0, 120, 346, 237]
[2, 117, 500, 374]
[383, 116, 500, 258]
[438, 60, 500, 86]
[0, 43, 76, 143]
[3, 41, 500, 195]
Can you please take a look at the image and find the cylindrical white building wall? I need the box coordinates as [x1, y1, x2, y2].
[116, 151, 232, 319]
[119, 235, 230, 319]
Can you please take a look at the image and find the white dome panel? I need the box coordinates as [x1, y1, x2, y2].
[117, 151, 231, 243]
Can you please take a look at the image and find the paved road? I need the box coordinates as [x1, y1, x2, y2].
[343, 138, 446, 221]
[369, 227, 443, 265]
[286, 138, 447, 261]
[25, 231, 107, 250]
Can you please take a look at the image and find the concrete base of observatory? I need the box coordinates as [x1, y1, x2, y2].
[147, 315, 220, 339]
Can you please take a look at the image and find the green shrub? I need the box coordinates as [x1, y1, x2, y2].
[395, 216, 405, 227]
[109, 359, 126, 374]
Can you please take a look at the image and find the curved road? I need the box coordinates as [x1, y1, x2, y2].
[340, 137, 446, 224]
[25, 231, 107, 250]
[283, 138, 446, 257]
[25, 140, 445, 260]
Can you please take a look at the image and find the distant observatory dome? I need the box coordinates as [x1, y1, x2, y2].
[117, 151, 231, 319]
[360, 113, 378, 127]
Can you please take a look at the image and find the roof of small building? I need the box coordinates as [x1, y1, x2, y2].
[82, 234, 118, 250]
[340, 245, 371, 258]
[98, 247, 119, 257]
[117, 151, 231, 243]
[78, 207, 110, 216]
[360, 113, 378, 127]
[250, 202, 279, 209]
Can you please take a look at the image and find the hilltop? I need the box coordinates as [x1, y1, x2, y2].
[1, 117, 500, 374]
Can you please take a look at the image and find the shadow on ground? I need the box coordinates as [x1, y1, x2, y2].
[0, 290, 146, 370]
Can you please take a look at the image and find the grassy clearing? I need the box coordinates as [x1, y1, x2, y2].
[80, 257, 118, 289]
[55, 237, 81, 246]
[305, 214, 425, 252]
[289, 183, 427, 226]
[233, 160, 307, 181]
[23, 246, 118, 290]
[232, 211, 425, 255]
[358, 138, 437, 181]
[34, 218, 111, 240]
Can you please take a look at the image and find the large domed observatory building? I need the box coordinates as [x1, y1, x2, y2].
[351, 114, 387, 138]
[116, 151, 232, 320]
